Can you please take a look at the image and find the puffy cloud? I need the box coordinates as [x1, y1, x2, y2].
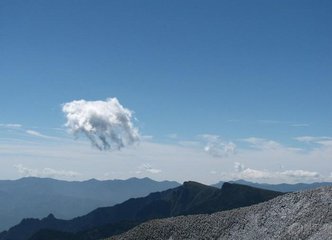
[62, 98, 139, 151]
[200, 134, 236, 158]
[15, 164, 80, 179]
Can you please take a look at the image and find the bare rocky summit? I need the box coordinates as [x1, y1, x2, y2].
[108, 186, 332, 240]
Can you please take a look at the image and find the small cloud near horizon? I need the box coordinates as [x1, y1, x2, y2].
[136, 164, 162, 174]
[221, 162, 322, 183]
[200, 134, 236, 158]
[14, 164, 81, 179]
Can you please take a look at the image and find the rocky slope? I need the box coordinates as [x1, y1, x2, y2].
[109, 186, 332, 240]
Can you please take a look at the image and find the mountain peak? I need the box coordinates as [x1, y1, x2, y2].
[45, 214, 55, 220]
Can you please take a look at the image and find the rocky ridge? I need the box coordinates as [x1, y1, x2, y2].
[108, 186, 332, 240]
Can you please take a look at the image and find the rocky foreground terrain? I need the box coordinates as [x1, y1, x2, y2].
[108, 186, 332, 240]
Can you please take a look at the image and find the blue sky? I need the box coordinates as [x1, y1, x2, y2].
[0, 0, 332, 183]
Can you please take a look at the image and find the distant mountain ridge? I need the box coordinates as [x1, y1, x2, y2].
[1, 181, 283, 240]
[109, 186, 332, 239]
[213, 179, 332, 192]
[0, 177, 179, 231]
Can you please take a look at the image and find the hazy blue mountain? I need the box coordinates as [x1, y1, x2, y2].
[0, 177, 179, 231]
[212, 179, 332, 192]
[1, 182, 283, 240]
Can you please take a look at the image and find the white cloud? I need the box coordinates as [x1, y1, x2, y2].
[294, 136, 332, 146]
[243, 137, 282, 150]
[239, 168, 271, 179]
[234, 162, 245, 172]
[280, 170, 320, 179]
[0, 123, 22, 128]
[258, 120, 310, 128]
[258, 120, 285, 124]
[223, 162, 321, 183]
[14, 164, 81, 179]
[62, 98, 140, 151]
[141, 135, 153, 141]
[2, 129, 332, 184]
[136, 164, 162, 174]
[200, 134, 236, 158]
[26, 130, 58, 140]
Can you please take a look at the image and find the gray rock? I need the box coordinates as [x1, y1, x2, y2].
[108, 186, 332, 240]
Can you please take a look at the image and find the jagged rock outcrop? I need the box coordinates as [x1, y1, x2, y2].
[109, 186, 332, 240]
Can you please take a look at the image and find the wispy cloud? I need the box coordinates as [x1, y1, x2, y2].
[14, 164, 81, 179]
[0, 123, 22, 128]
[227, 119, 240, 123]
[136, 164, 162, 174]
[141, 135, 154, 141]
[222, 162, 321, 183]
[166, 133, 178, 139]
[290, 123, 310, 127]
[281, 169, 320, 178]
[2, 129, 332, 184]
[294, 136, 332, 146]
[200, 134, 236, 158]
[242, 137, 282, 150]
[26, 130, 59, 140]
[178, 140, 201, 147]
[258, 120, 310, 128]
[258, 120, 286, 124]
[0, 124, 64, 142]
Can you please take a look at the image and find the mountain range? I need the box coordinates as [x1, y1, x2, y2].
[0, 181, 283, 240]
[0, 177, 179, 231]
[109, 186, 332, 239]
[213, 179, 332, 192]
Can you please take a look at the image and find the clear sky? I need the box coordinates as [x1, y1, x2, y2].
[1, 0, 332, 184]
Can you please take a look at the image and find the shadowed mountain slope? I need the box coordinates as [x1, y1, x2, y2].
[109, 186, 332, 240]
[8, 182, 283, 240]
